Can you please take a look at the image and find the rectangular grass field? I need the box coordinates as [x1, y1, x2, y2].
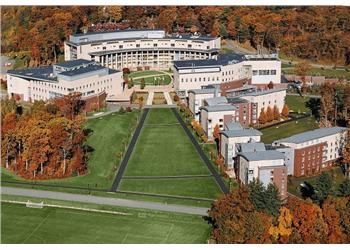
[1, 202, 210, 243]
[119, 108, 222, 199]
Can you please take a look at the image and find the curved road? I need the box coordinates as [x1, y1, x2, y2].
[1, 187, 208, 216]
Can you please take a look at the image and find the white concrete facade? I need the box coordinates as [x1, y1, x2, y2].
[220, 134, 261, 169]
[7, 62, 123, 102]
[200, 108, 236, 139]
[65, 30, 220, 71]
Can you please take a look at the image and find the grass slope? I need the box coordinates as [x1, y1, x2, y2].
[1, 111, 140, 189]
[1, 202, 210, 243]
[260, 117, 319, 144]
[285, 95, 311, 113]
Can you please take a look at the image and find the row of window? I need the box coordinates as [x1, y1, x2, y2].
[181, 76, 220, 83]
[252, 69, 277, 76]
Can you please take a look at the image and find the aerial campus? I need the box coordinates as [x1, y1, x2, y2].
[1, 5, 350, 244]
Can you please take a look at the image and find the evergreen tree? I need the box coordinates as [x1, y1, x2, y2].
[248, 179, 282, 217]
[338, 178, 350, 197]
[314, 172, 333, 203]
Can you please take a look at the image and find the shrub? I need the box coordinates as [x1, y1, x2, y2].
[126, 107, 132, 112]
[173, 94, 180, 102]
[119, 106, 125, 114]
[122, 68, 130, 74]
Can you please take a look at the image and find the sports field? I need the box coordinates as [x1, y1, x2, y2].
[1, 202, 210, 243]
[119, 108, 222, 200]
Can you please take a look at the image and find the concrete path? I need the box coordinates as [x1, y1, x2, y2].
[163, 92, 173, 105]
[286, 93, 321, 98]
[110, 108, 150, 191]
[146, 92, 154, 105]
[171, 108, 230, 194]
[1, 187, 209, 216]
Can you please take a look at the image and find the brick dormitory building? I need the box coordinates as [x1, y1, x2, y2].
[218, 123, 348, 199]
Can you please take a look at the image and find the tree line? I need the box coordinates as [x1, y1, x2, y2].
[1, 93, 89, 179]
[207, 179, 350, 244]
[1, 6, 350, 66]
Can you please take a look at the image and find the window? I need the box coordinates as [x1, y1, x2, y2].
[119, 45, 123, 49]
[248, 170, 254, 174]
[188, 44, 192, 48]
[153, 44, 158, 47]
[270, 70, 276, 75]
[252, 70, 258, 76]
[136, 44, 140, 47]
[171, 43, 175, 47]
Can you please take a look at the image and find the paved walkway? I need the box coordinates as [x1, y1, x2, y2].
[163, 92, 173, 105]
[110, 108, 150, 191]
[171, 108, 229, 194]
[146, 92, 154, 105]
[1, 187, 208, 216]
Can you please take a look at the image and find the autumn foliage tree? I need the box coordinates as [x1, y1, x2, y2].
[273, 105, 280, 121]
[1, 96, 88, 179]
[258, 108, 267, 124]
[266, 106, 274, 122]
[207, 187, 272, 244]
[281, 104, 289, 118]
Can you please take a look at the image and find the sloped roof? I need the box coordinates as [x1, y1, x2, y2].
[276, 127, 348, 144]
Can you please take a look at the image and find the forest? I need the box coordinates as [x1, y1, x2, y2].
[1, 93, 88, 179]
[1, 6, 350, 67]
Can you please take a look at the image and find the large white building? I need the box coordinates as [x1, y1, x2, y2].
[173, 53, 281, 97]
[6, 59, 123, 102]
[64, 29, 220, 71]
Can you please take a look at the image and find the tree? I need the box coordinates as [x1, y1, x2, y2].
[140, 78, 146, 89]
[267, 81, 274, 89]
[213, 124, 220, 141]
[287, 198, 329, 243]
[294, 61, 311, 86]
[320, 82, 335, 127]
[269, 207, 293, 243]
[314, 172, 333, 203]
[258, 108, 267, 124]
[273, 105, 280, 121]
[338, 179, 350, 196]
[138, 96, 144, 109]
[281, 104, 289, 118]
[322, 196, 349, 243]
[207, 187, 272, 243]
[266, 106, 274, 122]
[248, 179, 282, 217]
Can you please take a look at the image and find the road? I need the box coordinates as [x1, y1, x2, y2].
[1, 186, 209, 216]
[171, 108, 230, 194]
[110, 108, 150, 191]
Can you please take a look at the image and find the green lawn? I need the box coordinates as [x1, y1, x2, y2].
[1, 202, 210, 243]
[129, 70, 165, 78]
[133, 75, 172, 85]
[120, 108, 222, 199]
[287, 166, 346, 197]
[282, 67, 350, 80]
[285, 95, 311, 113]
[260, 116, 319, 144]
[1, 111, 140, 189]
[120, 178, 221, 199]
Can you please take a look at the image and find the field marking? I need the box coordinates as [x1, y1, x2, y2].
[121, 233, 129, 243]
[2, 200, 131, 216]
[164, 223, 174, 243]
[22, 212, 50, 243]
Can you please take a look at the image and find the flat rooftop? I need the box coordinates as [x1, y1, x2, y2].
[68, 29, 218, 45]
[239, 150, 285, 161]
